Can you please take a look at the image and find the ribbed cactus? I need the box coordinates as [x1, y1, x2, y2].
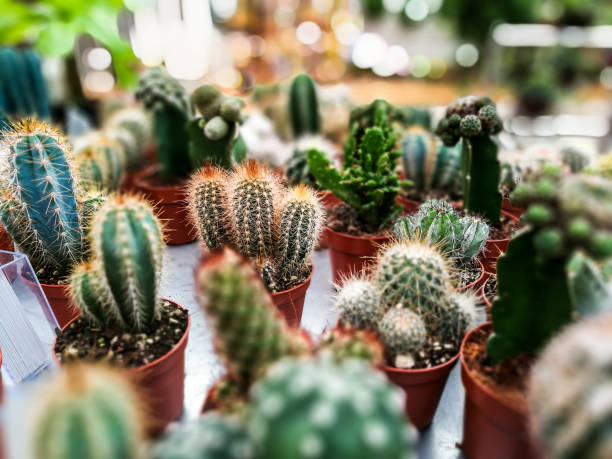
[74, 135, 126, 191]
[379, 307, 426, 364]
[317, 328, 384, 366]
[394, 199, 489, 259]
[401, 128, 462, 194]
[136, 67, 191, 182]
[289, 73, 321, 138]
[336, 277, 383, 330]
[33, 365, 141, 459]
[436, 96, 503, 223]
[249, 357, 416, 459]
[528, 313, 612, 459]
[196, 248, 310, 393]
[154, 413, 254, 459]
[0, 120, 84, 275]
[69, 195, 165, 332]
[187, 166, 228, 249]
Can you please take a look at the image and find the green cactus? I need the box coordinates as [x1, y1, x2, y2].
[74, 136, 126, 192]
[136, 67, 191, 182]
[0, 120, 84, 275]
[336, 277, 383, 330]
[33, 365, 141, 459]
[308, 99, 409, 230]
[286, 135, 336, 188]
[154, 413, 254, 459]
[69, 195, 165, 332]
[196, 248, 310, 393]
[187, 165, 228, 249]
[379, 307, 426, 364]
[436, 96, 503, 223]
[394, 200, 489, 259]
[248, 357, 416, 459]
[317, 328, 384, 366]
[401, 128, 462, 194]
[528, 313, 612, 459]
[106, 107, 150, 171]
[561, 146, 590, 173]
[288, 73, 320, 138]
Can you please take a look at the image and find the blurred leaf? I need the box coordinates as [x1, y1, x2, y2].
[36, 21, 76, 56]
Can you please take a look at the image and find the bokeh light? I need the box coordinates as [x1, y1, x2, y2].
[411, 55, 431, 77]
[455, 43, 479, 67]
[296, 21, 322, 45]
[404, 0, 429, 21]
[352, 33, 387, 69]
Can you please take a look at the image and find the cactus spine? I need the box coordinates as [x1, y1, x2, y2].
[249, 357, 416, 459]
[33, 365, 141, 459]
[336, 277, 383, 330]
[74, 136, 126, 191]
[289, 73, 321, 138]
[0, 120, 84, 275]
[69, 195, 165, 332]
[187, 166, 228, 249]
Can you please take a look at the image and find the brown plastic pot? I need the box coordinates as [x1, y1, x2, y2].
[460, 323, 541, 459]
[501, 197, 525, 219]
[382, 353, 460, 429]
[480, 282, 493, 321]
[40, 283, 77, 329]
[0, 226, 12, 252]
[133, 166, 197, 245]
[53, 299, 190, 434]
[316, 192, 342, 250]
[271, 268, 312, 327]
[479, 211, 520, 275]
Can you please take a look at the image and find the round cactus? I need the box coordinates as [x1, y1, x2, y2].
[529, 313, 612, 459]
[154, 413, 254, 459]
[187, 165, 228, 249]
[205, 116, 230, 140]
[33, 365, 142, 459]
[379, 307, 426, 365]
[435, 96, 502, 147]
[192, 84, 223, 120]
[436, 292, 479, 346]
[335, 277, 383, 330]
[317, 328, 384, 366]
[249, 357, 416, 459]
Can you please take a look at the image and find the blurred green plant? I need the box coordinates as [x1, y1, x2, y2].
[0, 0, 138, 88]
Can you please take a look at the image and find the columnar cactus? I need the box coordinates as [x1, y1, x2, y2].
[288, 73, 320, 138]
[248, 357, 416, 459]
[187, 166, 228, 249]
[154, 413, 254, 459]
[436, 96, 503, 223]
[394, 199, 489, 259]
[69, 194, 165, 332]
[196, 248, 310, 392]
[33, 365, 141, 459]
[0, 120, 84, 275]
[528, 313, 612, 459]
[401, 128, 461, 195]
[136, 67, 191, 182]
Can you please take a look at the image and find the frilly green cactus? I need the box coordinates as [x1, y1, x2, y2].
[286, 135, 336, 188]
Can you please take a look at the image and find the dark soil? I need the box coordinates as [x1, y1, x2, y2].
[453, 258, 482, 289]
[326, 202, 394, 237]
[484, 276, 497, 303]
[489, 213, 520, 240]
[390, 335, 459, 370]
[35, 267, 67, 286]
[55, 300, 188, 368]
[462, 325, 532, 407]
[400, 188, 461, 204]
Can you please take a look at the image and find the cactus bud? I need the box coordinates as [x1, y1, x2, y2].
[205, 116, 229, 140]
[219, 97, 243, 123]
[459, 115, 482, 137]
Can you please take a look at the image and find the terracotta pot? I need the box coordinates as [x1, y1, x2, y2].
[382, 353, 460, 429]
[395, 196, 421, 215]
[458, 258, 487, 293]
[0, 226, 12, 252]
[460, 323, 541, 459]
[316, 191, 342, 250]
[480, 282, 493, 321]
[271, 268, 312, 327]
[133, 166, 197, 245]
[53, 299, 190, 434]
[119, 169, 141, 193]
[501, 197, 525, 219]
[479, 211, 520, 275]
[40, 283, 77, 329]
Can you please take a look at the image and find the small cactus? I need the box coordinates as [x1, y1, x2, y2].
[379, 307, 426, 366]
[73, 134, 127, 191]
[248, 357, 416, 459]
[336, 277, 383, 330]
[286, 135, 336, 188]
[105, 107, 150, 171]
[317, 327, 384, 366]
[187, 166, 228, 249]
[288, 73, 321, 138]
[560, 146, 590, 173]
[69, 194, 165, 332]
[32, 365, 142, 459]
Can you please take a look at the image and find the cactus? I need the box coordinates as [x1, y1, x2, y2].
[336, 277, 383, 330]
[560, 146, 590, 173]
[136, 67, 191, 182]
[154, 413, 254, 459]
[33, 365, 142, 459]
[401, 128, 462, 194]
[528, 313, 612, 459]
[379, 307, 426, 365]
[288, 73, 320, 138]
[187, 166, 228, 249]
[317, 327, 384, 366]
[106, 108, 150, 171]
[286, 135, 336, 188]
[248, 357, 416, 459]
[69, 194, 165, 332]
[394, 199, 489, 259]
[196, 248, 310, 393]
[73, 136, 126, 191]
[308, 99, 409, 229]
[0, 120, 84, 275]
[436, 96, 503, 223]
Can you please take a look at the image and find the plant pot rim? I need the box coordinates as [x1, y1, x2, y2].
[270, 265, 314, 297]
[480, 282, 492, 308]
[133, 164, 188, 194]
[382, 351, 460, 375]
[460, 322, 527, 416]
[487, 210, 520, 244]
[324, 224, 390, 242]
[52, 298, 191, 373]
[458, 257, 486, 292]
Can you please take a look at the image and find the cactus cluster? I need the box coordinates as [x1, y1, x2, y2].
[196, 248, 310, 395]
[401, 128, 462, 195]
[248, 357, 416, 459]
[189, 84, 245, 170]
[288, 73, 321, 138]
[307, 99, 409, 229]
[394, 200, 489, 259]
[136, 67, 191, 182]
[73, 134, 127, 192]
[0, 120, 88, 276]
[528, 313, 612, 459]
[436, 96, 503, 223]
[33, 365, 142, 459]
[188, 161, 324, 292]
[69, 194, 165, 332]
[335, 240, 478, 368]
[286, 135, 337, 188]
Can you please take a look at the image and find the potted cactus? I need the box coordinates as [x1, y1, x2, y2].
[394, 199, 489, 290]
[0, 120, 107, 327]
[53, 194, 190, 432]
[435, 96, 519, 272]
[188, 161, 324, 325]
[307, 99, 410, 283]
[72, 133, 127, 192]
[459, 167, 612, 459]
[334, 240, 479, 428]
